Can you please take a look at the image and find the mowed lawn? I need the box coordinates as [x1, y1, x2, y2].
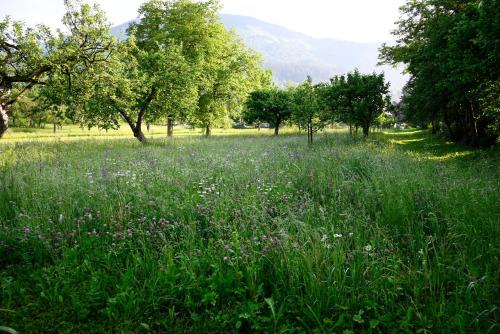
[0, 129, 498, 333]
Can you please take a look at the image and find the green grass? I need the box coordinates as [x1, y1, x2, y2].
[1, 124, 300, 142]
[0, 129, 498, 333]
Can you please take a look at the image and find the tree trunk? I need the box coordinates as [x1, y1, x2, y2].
[307, 123, 313, 145]
[133, 128, 146, 143]
[53, 123, 57, 133]
[0, 86, 10, 139]
[205, 125, 211, 137]
[349, 123, 352, 136]
[146, 122, 151, 132]
[468, 101, 479, 147]
[167, 117, 174, 137]
[274, 124, 279, 136]
[431, 120, 439, 134]
[363, 125, 369, 137]
[0, 104, 8, 139]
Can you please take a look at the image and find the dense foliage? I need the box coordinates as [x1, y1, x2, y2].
[243, 88, 293, 135]
[0, 0, 267, 142]
[0, 0, 113, 139]
[380, 0, 500, 146]
[326, 71, 390, 137]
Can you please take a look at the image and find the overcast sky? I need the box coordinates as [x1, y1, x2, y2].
[0, 0, 404, 43]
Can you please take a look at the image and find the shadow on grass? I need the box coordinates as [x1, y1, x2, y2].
[375, 129, 498, 163]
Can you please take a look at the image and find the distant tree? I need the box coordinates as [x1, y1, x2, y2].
[244, 88, 293, 135]
[0, 0, 114, 139]
[349, 71, 390, 137]
[324, 71, 389, 137]
[292, 76, 327, 144]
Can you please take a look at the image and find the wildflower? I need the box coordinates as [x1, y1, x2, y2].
[262, 246, 269, 253]
[23, 226, 31, 234]
[364, 245, 373, 252]
[418, 249, 424, 256]
[224, 244, 231, 251]
[223, 256, 229, 262]
[271, 236, 280, 245]
[59, 214, 64, 223]
[334, 234, 343, 238]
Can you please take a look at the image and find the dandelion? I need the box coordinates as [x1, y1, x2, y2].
[364, 245, 373, 252]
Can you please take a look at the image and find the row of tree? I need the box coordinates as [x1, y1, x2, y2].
[380, 0, 499, 147]
[244, 72, 390, 143]
[0, 0, 269, 142]
[1, 0, 395, 144]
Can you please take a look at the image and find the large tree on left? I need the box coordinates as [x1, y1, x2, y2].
[0, 0, 114, 139]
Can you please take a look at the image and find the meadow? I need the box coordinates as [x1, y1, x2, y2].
[0, 128, 498, 333]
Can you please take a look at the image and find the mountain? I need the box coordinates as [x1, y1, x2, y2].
[112, 14, 408, 97]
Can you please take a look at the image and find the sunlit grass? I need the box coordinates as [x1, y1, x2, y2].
[1, 124, 305, 142]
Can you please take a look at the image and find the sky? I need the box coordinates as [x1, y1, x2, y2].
[0, 0, 405, 43]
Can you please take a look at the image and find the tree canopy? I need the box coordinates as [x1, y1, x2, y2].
[380, 0, 500, 146]
[0, 0, 114, 138]
[244, 88, 293, 135]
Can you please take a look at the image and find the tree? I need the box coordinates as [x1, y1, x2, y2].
[380, 0, 500, 146]
[132, 0, 266, 137]
[70, 37, 196, 142]
[0, 0, 114, 139]
[324, 71, 389, 137]
[350, 72, 390, 137]
[292, 76, 327, 144]
[244, 88, 293, 135]
[189, 27, 265, 136]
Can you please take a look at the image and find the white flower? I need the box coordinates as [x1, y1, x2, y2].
[364, 245, 373, 252]
[334, 234, 343, 238]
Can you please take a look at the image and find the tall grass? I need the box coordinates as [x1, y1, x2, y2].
[0, 130, 498, 333]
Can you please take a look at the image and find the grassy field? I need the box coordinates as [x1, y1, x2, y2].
[0, 129, 498, 333]
[1, 124, 297, 142]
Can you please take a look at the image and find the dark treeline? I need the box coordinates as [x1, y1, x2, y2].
[380, 0, 500, 147]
